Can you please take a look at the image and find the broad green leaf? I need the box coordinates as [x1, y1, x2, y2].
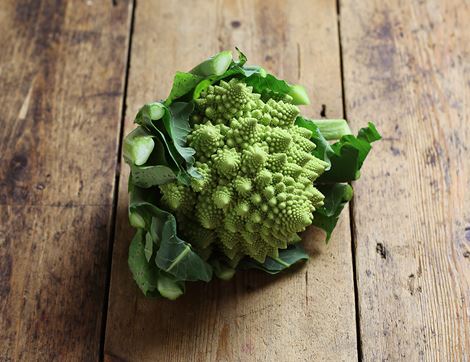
[131, 164, 176, 188]
[156, 215, 213, 282]
[191, 49, 266, 100]
[244, 73, 291, 97]
[166, 102, 196, 162]
[144, 136, 170, 165]
[318, 122, 381, 183]
[165, 50, 253, 102]
[193, 79, 213, 99]
[296, 118, 381, 182]
[312, 183, 353, 241]
[128, 230, 159, 295]
[358, 122, 382, 143]
[132, 103, 184, 175]
[128, 184, 213, 283]
[128, 228, 185, 299]
[155, 128, 184, 174]
[191, 71, 236, 99]
[240, 244, 309, 274]
[165, 72, 203, 105]
[153, 102, 201, 180]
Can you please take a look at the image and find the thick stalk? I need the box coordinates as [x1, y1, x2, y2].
[123, 127, 155, 166]
[190, 50, 233, 77]
[288, 84, 310, 105]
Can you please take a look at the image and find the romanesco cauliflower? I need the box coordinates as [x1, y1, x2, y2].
[125, 49, 381, 299]
[159, 78, 328, 264]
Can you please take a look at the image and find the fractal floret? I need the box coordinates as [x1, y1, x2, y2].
[124, 49, 380, 299]
[159, 78, 328, 264]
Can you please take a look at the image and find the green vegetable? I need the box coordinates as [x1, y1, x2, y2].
[124, 49, 381, 299]
[160, 78, 328, 265]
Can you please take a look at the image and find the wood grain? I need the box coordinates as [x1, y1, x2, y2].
[0, 0, 132, 360]
[340, 0, 470, 360]
[104, 0, 358, 361]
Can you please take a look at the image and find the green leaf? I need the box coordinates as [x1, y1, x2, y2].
[156, 214, 213, 282]
[157, 271, 185, 300]
[133, 101, 199, 180]
[150, 217, 160, 243]
[165, 72, 203, 105]
[193, 79, 213, 99]
[131, 164, 176, 188]
[296, 118, 381, 182]
[244, 73, 291, 97]
[318, 122, 381, 183]
[165, 102, 196, 163]
[128, 183, 213, 283]
[151, 126, 183, 172]
[133, 104, 181, 169]
[191, 66, 263, 99]
[128, 229, 159, 296]
[191, 50, 266, 100]
[244, 73, 311, 104]
[240, 244, 309, 274]
[159, 102, 201, 179]
[358, 122, 382, 143]
[312, 183, 353, 241]
[144, 232, 154, 262]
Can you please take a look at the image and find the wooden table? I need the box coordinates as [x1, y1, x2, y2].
[1, 0, 468, 361]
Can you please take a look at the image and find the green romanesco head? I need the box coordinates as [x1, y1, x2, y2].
[159, 78, 328, 265]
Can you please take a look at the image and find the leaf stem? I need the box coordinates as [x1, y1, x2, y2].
[165, 244, 191, 273]
[271, 257, 290, 267]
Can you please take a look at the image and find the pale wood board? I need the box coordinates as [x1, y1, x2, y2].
[340, 0, 470, 360]
[104, 0, 358, 361]
[0, 0, 132, 360]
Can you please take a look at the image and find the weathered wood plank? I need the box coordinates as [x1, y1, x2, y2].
[0, 0, 132, 360]
[105, 0, 358, 361]
[340, 0, 470, 360]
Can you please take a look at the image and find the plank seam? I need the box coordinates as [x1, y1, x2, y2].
[99, 0, 137, 360]
[336, 0, 363, 360]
